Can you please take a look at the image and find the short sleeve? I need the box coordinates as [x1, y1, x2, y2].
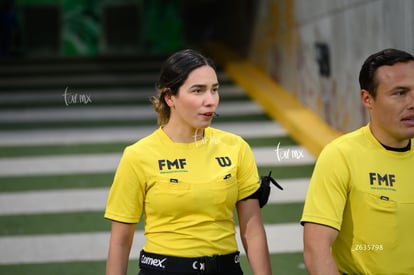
[104, 146, 146, 223]
[236, 138, 260, 201]
[300, 143, 350, 230]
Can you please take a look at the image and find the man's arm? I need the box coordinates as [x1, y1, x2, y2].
[303, 222, 340, 275]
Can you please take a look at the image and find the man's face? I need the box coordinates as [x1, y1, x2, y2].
[361, 61, 414, 147]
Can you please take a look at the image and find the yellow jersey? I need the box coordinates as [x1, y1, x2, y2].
[105, 127, 260, 257]
[301, 125, 414, 274]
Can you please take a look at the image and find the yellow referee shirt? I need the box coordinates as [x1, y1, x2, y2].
[301, 125, 414, 274]
[105, 127, 260, 257]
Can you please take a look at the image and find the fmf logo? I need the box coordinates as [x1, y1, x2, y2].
[369, 173, 396, 187]
[158, 159, 187, 170]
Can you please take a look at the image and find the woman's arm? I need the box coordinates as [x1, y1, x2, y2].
[106, 221, 136, 275]
[303, 222, 340, 275]
[236, 199, 272, 275]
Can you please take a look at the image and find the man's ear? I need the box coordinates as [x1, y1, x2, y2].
[361, 89, 373, 109]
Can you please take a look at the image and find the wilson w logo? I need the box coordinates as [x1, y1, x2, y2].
[215, 156, 232, 167]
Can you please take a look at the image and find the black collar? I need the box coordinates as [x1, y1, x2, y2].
[381, 139, 411, 152]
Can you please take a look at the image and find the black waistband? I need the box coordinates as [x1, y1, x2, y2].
[139, 250, 241, 274]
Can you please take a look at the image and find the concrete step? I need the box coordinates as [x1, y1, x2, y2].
[0, 223, 303, 264]
[0, 178, 309, 215]
[0, 145, 314, 177]
[0, 101, 264, 123]
[0, 121, 287, 146]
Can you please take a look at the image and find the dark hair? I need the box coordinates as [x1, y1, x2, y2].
[359, 48, 414, 97]
[150, 49, 216, 125]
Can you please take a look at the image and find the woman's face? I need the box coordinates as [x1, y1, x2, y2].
[167, 65, 219, 130]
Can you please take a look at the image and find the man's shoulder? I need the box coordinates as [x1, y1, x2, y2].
[320, 126, 368, 158]
[329, 126, 367, 147]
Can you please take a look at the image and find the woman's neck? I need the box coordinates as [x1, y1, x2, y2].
[162, 123, 204, 143]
